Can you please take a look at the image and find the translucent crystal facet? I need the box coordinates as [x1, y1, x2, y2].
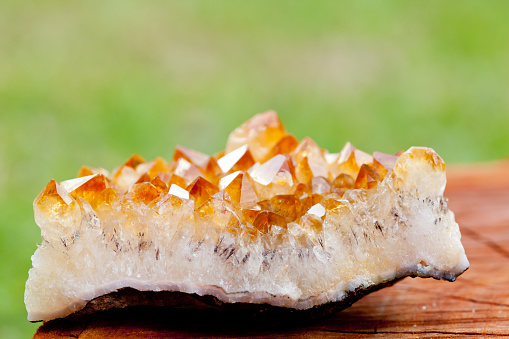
[25, 112, 468, 323]
[226, 111, 287, 162]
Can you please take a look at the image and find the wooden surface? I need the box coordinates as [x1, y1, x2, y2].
[34, 161, 509, 338]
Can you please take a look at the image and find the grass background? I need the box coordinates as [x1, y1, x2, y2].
[1, 1, 508, 337]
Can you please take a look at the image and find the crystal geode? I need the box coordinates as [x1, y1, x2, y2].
[25, 111, 468, 322]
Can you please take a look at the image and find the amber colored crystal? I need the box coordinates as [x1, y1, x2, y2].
[195, 197, 239, 229]
[36, 179, 76, 211]
[292, 137, 329, 178]
[241, 207, 262, 225]
[90, 188, 118, 210]
[64, 174, 110, 204]
[368, 161, 386, 182]
[354, 164, 379, 190]
[147, 157, 171, 179]
[167, 174, 188, 190]
[372, 159, 389, 179]
[37, 111, 405, 248]
[249, 154, 293, 188]
[136, 173, 151, 184]
[230, 150, 256, 174]
[34, 179, 82, 245]
[124, 154, 146, 169]
[128, 182, 162, 205]
[293, 182, 311, 199]
[332, 173, 355, 190]
[77, 166, 95, 177]
[322, 194, 345, 211]
[186, 177, 219, 208]
[173, 145, 210, 170]
[292, 137, 320, 162]
[336, 151, 360, 180]
[265, 134, 299, 161]
[150, 176, 168, 192]
[257, 199, 270, 211]
[295, 157, 314, 184]
[301, 193, 324, 212]
[202, 158, 222, 185]
[220, 172, 258, 206]
[113, 166, 141, 191]
[269, 195, 304, 222]
[218, 145, 256, 174]
[253, 211, 288, 234]
[173, 158, 202, 185]
[226, 111, 287, 162]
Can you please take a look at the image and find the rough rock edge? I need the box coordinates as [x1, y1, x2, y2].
[34, 267, 468, 325]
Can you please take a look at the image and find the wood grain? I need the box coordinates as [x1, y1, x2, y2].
[33, 161, 509, 338]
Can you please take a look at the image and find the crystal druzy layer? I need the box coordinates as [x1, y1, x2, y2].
[25, 111, 469, 322]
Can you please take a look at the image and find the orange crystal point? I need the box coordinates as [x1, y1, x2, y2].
[219, 171, 243, 203]
[128, 182, 162, 205]
[135, 173, 151, 184]
[291, 137, 321, 162]
[173, 158, 203, 185]
[241, 207, 262, 225]
[90, 187, 117, 210]
[219, 171, 258, 206]
[150, 176, 168, 192]
[226, 111, 287, 162]
[195, 197, 239, 230]
[34, 179, 81, 244]
[35, 179, 75, 210]
[332, 173, 355, 189]
[295, 157, 314, 184]
[269, 195, 304, 222]
[146, 157, 171, 179]
[265, 134, 299, 161]
[336, 151, 360, 180]
[292, 137, 328, 179]
[252, 211, 287, 234]
[173, 145, 210, 170]
[202, 158, 222, 184]
[113, 166, 141, 191]
[167, 174, 188, 190]
[371, 159, 389, 179]
[124, 154, 146, 169]
[173, 146, 222, 183]
[354, 164, 379, 189]
[249, 154, 292, 186]
[61, 174, 110, 204]
[217, 145, 256, 174]
[77, 166, 95, 177]
[322, 193, 345, 211]
[293, 182, 311, 199]
[186, 177, 219, 208]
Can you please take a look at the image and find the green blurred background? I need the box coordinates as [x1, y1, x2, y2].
[1, 1, 508, 337]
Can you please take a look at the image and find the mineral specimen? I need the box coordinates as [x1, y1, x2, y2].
[25, 111, 469, 322]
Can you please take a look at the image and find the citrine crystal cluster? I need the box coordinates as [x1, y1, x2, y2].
[25, 111, 468, 322]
